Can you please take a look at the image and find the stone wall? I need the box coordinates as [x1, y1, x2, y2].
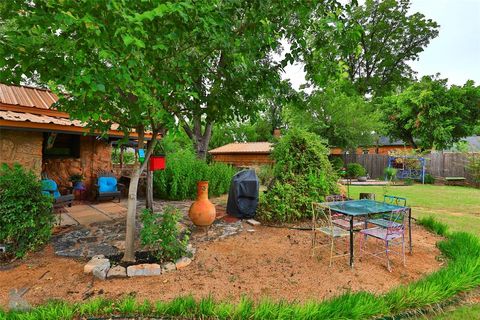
[0, 129, 43, 176]
[43, 136, 112, 197]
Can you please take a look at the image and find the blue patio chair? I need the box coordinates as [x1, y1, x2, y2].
[367, 195, 407, 228]
[311, 202, 350, 267]
[94, 173, 124, 202]
[359, 208, 408, 271]
[41, 179, 74, 209]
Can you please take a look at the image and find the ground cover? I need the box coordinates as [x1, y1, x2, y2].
[349, 184, 480, 234]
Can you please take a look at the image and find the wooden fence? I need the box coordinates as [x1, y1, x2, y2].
[342, 152, 479, 183]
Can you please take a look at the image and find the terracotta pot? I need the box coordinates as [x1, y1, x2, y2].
[189, 181, 216, 227]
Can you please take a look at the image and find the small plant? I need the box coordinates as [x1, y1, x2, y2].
[68, 173, 84, 183]
[0, 163, 54, 258]
[403, 177, 414, 186]
[346, 163, 366, 178]
[384, 167, 398, 182]
[424, 174, 435, 184]
[140, 206, 189, 262]
[329, 157, 344, 172]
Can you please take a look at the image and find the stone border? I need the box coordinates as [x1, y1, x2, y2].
[84, 245, 196, 280]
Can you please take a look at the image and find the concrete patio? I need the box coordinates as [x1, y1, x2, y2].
[58, 201, 128, 226]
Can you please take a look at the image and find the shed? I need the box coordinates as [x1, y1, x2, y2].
[209, 142, 273, 167]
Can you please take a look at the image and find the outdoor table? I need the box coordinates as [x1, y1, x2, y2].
[325, 199, 412, 268]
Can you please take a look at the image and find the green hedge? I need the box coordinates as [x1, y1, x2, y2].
[0, 163, 54, 258]
[4, 218, 480, 319]
[153, 149, 237, 200]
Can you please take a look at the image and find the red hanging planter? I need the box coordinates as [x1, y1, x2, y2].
[149, 155, 166, 171]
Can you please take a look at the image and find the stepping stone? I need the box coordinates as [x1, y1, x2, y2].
[107, 265, 127, 279]
[93, 264, 109, 280]
[84, 255, 110, 274]
[246, 219, 261, 226]
[161, 262, 176, 273]
[175, 257, 192, 269]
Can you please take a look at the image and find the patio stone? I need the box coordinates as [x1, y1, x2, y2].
[127, 263, 161, 277]
[84, 255, 110, 274]
[93, 263, 110, 280]
[175, 257, 192, 269]
[107, 265, 127, 279]
[161, 262, 176, 273]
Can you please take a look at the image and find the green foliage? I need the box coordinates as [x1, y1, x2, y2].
[0, 164, 54, 258]
[140, 207, 189, 262]
[111, 149, 135, 165]
[302, 0, 440, 96]
[286, 85, 382, 149]
[424, 174, 435, 184]
[346, 163, 367, 178]
[257, 165, 275, 187]
[417, 216, 449, 237]
[379, 77, 480, 150]
[153, 149, 236, 200]
[466, 154, 480, 184]
[384, 167, 398, 181]
[257, 129, 338, 222]
[403, 177, 414, 186]
[329, 157, 344, 172]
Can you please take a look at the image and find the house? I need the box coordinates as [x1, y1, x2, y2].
[209, 142, 273, 167]
[0, 83, 146, 195]
[329, 137, 414, 155]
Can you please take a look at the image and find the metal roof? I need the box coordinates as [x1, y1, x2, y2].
[209, 142, 273, 154]
[0, 83, 58, 109]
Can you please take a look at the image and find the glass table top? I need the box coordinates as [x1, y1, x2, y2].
[325, 199, 408, 217]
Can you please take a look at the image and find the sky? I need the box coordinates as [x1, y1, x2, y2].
[283, 0, 480, 90]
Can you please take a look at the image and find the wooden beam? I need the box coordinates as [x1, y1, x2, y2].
[0, 103, 70, 118]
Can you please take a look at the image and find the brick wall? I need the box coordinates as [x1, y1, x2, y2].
[0, 129, 43, 176]
[43, 136, 112, 195]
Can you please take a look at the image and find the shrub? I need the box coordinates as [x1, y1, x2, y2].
[424, 173, 435, 184]
[329, 157, 344, 172]
[111, 149, 135, 164]
[403, 177, 414, 185]
[384, 167, 397, 181]
[466, 154, 480, 185]
[0, 163, 54, 258]
[346, 163, 366, 178]
[140, 206, 189, 262]
[257, 129, 338, 223]
[257, 165, 275, 186]
[153, 149, 237, 200]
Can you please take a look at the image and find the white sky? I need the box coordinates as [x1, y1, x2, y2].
[282, 0, 480, 90]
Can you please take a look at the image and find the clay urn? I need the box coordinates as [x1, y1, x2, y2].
[189, 181, 216, 227]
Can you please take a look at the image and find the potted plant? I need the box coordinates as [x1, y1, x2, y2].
[69, 174, 85, 190]
[346, 163, 367, 181]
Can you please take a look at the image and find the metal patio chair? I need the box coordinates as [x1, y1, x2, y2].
[311, 202, 350, 267]
[359, 208, 408, 271]
[325, 194, 364, 230]
[367, 195, 407, 228]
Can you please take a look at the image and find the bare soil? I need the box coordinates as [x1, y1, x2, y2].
[0, 224, 442, 308]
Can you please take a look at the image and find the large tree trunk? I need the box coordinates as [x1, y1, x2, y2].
[146, 166, 153, 210]
[181, 114, 213, 160]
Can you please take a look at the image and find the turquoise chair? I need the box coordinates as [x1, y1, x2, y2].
[41, 179, 74, 208]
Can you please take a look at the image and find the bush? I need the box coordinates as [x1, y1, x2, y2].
[403, 177, 414, 185]
[329, 157, 344, 172]
[384, 167, 397, 181]
[346, 163, 366, 178]
[140, 207, 189, 262]
[257, 165, 275, 186]
[153, 149, 237, 200]
[0, 163, 54, 258]
[424, 173, 435, 184]
[257, 129, 338, 223]
[111, 149, 135, 164]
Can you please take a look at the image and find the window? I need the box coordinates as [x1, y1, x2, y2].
[43, 133, 81, 158]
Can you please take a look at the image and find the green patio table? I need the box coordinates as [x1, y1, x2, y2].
[325, 199, 412, 267]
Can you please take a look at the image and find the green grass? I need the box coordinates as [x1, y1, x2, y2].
[349, 184, 480, 234]
[3, 218, 480, 320]
[415, 303, 480, 319]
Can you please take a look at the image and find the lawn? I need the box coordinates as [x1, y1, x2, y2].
[349, 184, 480, 235]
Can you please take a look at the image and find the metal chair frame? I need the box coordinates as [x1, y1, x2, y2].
[359, 208, 408, 272]
[311, 202, 350, 267]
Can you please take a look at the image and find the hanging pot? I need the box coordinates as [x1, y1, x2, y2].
[189, 181, 216, 227]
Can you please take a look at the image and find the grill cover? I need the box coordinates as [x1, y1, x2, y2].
[226, 169, 259, 219]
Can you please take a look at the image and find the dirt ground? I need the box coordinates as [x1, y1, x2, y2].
[0, 224, 442, 308]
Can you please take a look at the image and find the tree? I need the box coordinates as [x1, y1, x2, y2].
[285, 83, 382, 149]
[378, 76, 480, 150]
[0, 0, 342, 260]
[0, 1, 248, 261]
[303, 0, 439, 96]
